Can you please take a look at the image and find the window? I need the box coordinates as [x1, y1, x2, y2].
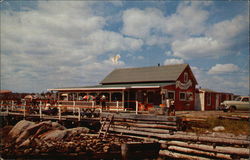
[179, 92, 186, 101]
[184, 72, 188, 82]
[111, 92, 122, 101]
[147, 92, 154, 104]
[187, 92, 193, 101]
[206, 93, 211, 106]
[167, 91, 175, 100]
[242, 98, 249, 102]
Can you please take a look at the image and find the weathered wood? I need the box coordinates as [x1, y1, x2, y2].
[108, 127, 250, 146]
[175, 131, 249, 141]
[109, 125, 171, 134]
[113, 122, 178, 130]
[121, 142, 160, 160]
[167, 146, 232, 160]
[115, 119, 177, 126]
[101, 112, 179, 122]
[162, 141, 250, 157]
[159, 150, 211, 160]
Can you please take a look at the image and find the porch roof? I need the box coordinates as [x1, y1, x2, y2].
[48, 82, 175, 91]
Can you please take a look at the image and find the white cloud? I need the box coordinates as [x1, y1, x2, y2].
[171, 14, 248, 59]
[172, 37, 225, 59]
[164, 1, 210, 37]
[122, 1, 211, 46]
[1, 1, 142, 92]
[207, 14, 248, 42]
[164, 58, 184, 65]
[191, 65, 248, 95]
[208, 64, 240, 74]
[122, 8, 164, 38]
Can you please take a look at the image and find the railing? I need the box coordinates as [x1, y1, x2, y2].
[0, 99, 142, 120]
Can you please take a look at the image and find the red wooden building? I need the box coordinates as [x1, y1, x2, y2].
[48, 64, 198, 111]
[195, 88, 233, 111]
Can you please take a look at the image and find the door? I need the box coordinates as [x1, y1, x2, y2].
[215, 94, 220, 110]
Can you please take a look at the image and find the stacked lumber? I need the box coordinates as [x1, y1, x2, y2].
[102, 113, 250, 160]
[101, 112, 182, 137]
[219, 115, 250, 121]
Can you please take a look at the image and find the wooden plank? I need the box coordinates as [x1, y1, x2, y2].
[115, 119, 177, 125]
[109, 125, 171, 134]
[101, 112, 179, 122]
[167, 146, 232, 160]
[108, 127, 250, 146]
[175, 131, 249, 141]
[113, 122, 178, 130]
[159, 150, 211, 160]
[162, 141, 250, 157]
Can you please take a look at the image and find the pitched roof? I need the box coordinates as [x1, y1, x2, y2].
[48, 82, 175, 91]
[101, 64, 189, 84]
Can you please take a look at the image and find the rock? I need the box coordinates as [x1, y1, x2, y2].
[18, 139, 31, 148]
[66, 127, 90, 137]
[213, 126, 225, 132]
[16, 121, 52, 143]
[52, 122, 66, 130]
[40, 129, 67, 141]
[8, 120, 35, 139]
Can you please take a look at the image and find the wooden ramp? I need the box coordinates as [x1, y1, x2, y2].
[98, 114, 114, 138]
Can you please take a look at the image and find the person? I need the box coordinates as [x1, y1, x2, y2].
[95, 94, 101, 105]
[169, 100, 175, 116]
[100, 95, 106, 110]
[166, 98, 171, 116]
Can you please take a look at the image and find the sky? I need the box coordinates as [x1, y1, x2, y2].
[0, 0, 249, 95]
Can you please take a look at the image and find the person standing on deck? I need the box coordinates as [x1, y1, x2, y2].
[166, 99, 171, 116]
[101, 95, 106, 110]
[169, 100, 175, 116]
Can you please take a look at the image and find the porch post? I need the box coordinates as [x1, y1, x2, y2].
[122, 90, 125, 110]
[109, 92, 112, 102]
[57, 92, 60, 100]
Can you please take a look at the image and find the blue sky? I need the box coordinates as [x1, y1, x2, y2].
[0, 0, 249, 95]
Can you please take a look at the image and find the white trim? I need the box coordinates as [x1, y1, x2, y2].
[130, 86, 160, 89]
[179, 92, 186, 101]
[48, 86, 160, 91]
[48, 87, 127, 91]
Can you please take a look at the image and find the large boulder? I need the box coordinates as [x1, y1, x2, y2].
[8, 120, 35, 139]
[16, 121, 52, 143]
[52, 122, 66, 130]
[66, 127, 90, 137]
[40, 129, 67, 141]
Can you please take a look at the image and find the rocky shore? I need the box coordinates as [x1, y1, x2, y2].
[0, 120, 144, 159]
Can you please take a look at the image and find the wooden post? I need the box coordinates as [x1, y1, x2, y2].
[121, 143, 129, 160]
[11, 100, 14, 111]
[136, 101, 138, 115]
[122, 90, 125, 110]
[117, 101, 119, 112]
[58, 106, 61, 120]
[39, 101, 42, 119]
[92, 101, 94, 109]
[0, 101, 3, 111]
[6, 103, 9, 114]
[23, 104, 26, 117]
[78, 107, 81, 121]
[73, 101, 76, 114]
